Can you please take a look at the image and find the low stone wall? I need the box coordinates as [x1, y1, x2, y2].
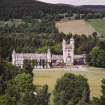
[33, 65, 88, 72]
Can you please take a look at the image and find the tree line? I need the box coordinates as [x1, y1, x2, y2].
[0, 19, 97, 58]
[0, 0, 105, 20]
[0, 0, 83, 20]
[87, 38, 105, 68]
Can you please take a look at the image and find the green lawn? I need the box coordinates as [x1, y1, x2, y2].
[88, 19, 105, 37]
[33, 67, 105, 98]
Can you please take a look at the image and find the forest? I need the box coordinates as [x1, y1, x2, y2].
[0, 0, 105, 20]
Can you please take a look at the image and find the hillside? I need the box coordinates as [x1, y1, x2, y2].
[0, 0, 105, 19]
[0, 0, 82, 19]
[88, 19, 105, 37]
[79, 5, 105, 12]
[56, 20, 96, 35]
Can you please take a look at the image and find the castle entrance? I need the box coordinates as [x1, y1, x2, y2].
[65, 56, 72, 71]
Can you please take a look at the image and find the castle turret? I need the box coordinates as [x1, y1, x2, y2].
[70, 37, 74, 64]
[20, 53, 24, 69]
[62, 38, 75, 65]
[70, 37, 74, 49]
[12, 49, 16, 65]
[47, 49, 51, 62]
[62, 39, 66, 63]
[47, 49, 51, 68]
[62, 39, 66, 49]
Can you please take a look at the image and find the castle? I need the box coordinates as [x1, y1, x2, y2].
[12, 38, 86, 69]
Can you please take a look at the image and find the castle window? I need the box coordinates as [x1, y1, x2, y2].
[68, 53, 70, 56]
[68, 50, 71, 52]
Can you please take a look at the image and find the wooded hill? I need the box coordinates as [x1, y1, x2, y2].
[0, 0, 105, 19]
[79, 5, 105, 12]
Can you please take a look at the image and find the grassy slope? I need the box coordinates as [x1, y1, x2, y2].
[33, 67, 105, 98]
[88, 19, 105, 37]
[56, 20, 96, 35]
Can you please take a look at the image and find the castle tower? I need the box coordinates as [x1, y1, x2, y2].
[70, 37, 74, 64]
[62, 39, 66, 63]
[47, 49, 51, 68]
[12, 49, 16, 65]
[20, 53, 24, 69]
[62, 38, 75, 65]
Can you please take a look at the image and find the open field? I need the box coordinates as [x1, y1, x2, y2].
[33, 67, 105, 98]
[88, 19, 105, 37]
[56, 20, 96, 35]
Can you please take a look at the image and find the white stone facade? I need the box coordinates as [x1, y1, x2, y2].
[62, 38, 74, 65]
[12, 38, 86, 68]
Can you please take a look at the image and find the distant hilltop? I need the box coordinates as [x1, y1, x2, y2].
[79, 5, 105, 12]
[0, 0, 105, 19]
